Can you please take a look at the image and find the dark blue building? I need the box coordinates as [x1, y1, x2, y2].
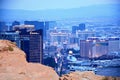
[20, 29, 43, 63]
[79, 23, 86, 31]
[0, 21, 8, 31]
[10, 21, 20, 31]
[12, 21, 20, 26]
[72, 26, 78, 34]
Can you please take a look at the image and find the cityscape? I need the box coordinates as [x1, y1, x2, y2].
[0, 0, 120, 77]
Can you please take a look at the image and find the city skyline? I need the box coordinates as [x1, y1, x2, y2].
[0, 0, 120, 77]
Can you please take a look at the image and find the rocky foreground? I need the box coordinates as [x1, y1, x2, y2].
[60, 71, 120, 80]
[0, 40, 120, 80]
[0, 40, 59, 80]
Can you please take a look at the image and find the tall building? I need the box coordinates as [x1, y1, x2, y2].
[72, 23, 86, 34]
[0, 21, 8, 31]
[80, 38, 108, 58]
[78, 23, 86, 31]
[80, 40, 93, 58]
[20, 29, 43, 63]
[72, 26, 78, 34]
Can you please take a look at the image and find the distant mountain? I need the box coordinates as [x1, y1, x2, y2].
[0, 4, 120, 21]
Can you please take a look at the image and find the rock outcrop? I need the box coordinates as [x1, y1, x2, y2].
[60, 71, 104, 80]
[0, 40, 59, 80]
[60, 71, 120, 80]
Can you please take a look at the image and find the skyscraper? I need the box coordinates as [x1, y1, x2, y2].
[20, 29, 43, 63]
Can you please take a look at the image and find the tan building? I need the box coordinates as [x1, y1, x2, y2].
[108, 37, 120, 53]
[80, 38, 108, 58]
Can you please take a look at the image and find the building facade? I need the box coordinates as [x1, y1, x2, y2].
[108, 37, 120, 53]
[20, 29, 43, 63]
[80, 38, 108, 58]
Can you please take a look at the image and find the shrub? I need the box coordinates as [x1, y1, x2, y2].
[102, 77, 108, 80]
[8, 46, 14, 51]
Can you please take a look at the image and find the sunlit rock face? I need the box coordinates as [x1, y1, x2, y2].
[60, 71, 120, 80]
[60, 71, 104, 80]
[0, 40, 59, 80]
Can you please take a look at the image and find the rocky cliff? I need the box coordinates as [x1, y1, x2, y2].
[0, 40, 59, 80]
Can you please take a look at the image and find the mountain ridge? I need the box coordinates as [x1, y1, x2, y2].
[0, 4, 120, 21]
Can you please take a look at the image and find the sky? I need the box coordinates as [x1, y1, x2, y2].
[0, 0, 119, 10]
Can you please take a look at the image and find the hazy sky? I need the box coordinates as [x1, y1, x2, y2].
[1, 0, 119, 10]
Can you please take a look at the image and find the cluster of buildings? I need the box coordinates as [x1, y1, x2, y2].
[0, 20, 120, 64]
[80, 37, 120, 58]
